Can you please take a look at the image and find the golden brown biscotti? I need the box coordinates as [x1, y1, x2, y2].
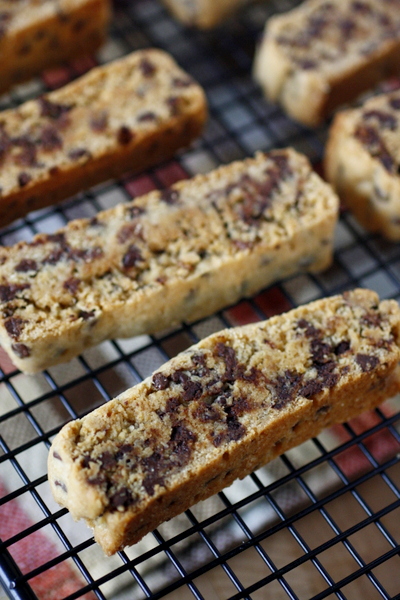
[48, 289, 400, 555]
[161, 0, 251, 28]
[0, 148, 338, 374]
[0, 48, 207, 226]
[253, 0, 400, 126]
[325, 89, 400, 240]
[0, 0, 111, 95]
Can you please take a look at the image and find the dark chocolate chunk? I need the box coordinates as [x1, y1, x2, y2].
[99, 451, 117, 469]
[153, 372, 169, 390]
[137, 111, 157, 122]
[89, 111, 108, 132]
[63, 277, 81, 295]
[38, 97, 73, 120]
[122, 244, 143, 269]
[11, 342, 30, 358]
[68, 148, 91, 161]
[356, 353, 379, 372]
[5, 316, 26, 339]
[139, 57, 156, 77]
[160, 189, 180, 205]
[272, 370, 303, 409]
[15, 259, 38, 273]
[364, 109, 397, 130]
[18, 172, 32, 188]
[297, 318, 320, 338]
[334, 340, 350, 355]
[109, 487, 135, 510]
[78, 309, 96, 321]
[0, 282, 30, 302]
[389, 97, 400, 110]
[38, 124, 63, 151]
[117, 125, 134, 145]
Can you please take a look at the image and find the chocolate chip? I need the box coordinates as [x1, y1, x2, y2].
[153, 372, 169, 390]
[89, 111, 108, 132]
[356, 353, 379, 372]
[160, 189, 180, 205]
[122, 244, 143, 269]
[38, 97, 73, 120]
[137, 111, 157, 122]
[182, 380, 203, 402]
[364, 109, 397, 130]
[99, 451, 117, 469]
[272, 370, 303, 409]
[389, 97, 400, 110]
[0, 283, 30, 302]
[297, 319, 320, 337]
[166, 96, 181, 116]
[139, 57, 156, 77]
[334, 340, 350, 355]
[68, 148, 91, 161]
[117, 125, 134, 145]
[63, 277, 81, 295]
[53, 451, 63, 461]
[78, 309, 95, 321]
[18, 172, 32, 188]
[109, 487, 135, 510]
[172, 76, 194, 88]
[5, 317, 26, 339]
[54, 480, 67, 493]
[11, 343, 30, 358]
[38, 125, 62, 151]
[15, 259, 37, 273]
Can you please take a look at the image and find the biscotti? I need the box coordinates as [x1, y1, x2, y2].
[325, 89, 400, 240]
[0, 148, 338, 374]
[161, 0, 251, 28]
[0, 48, 207, 226]
[48, 289, 400, 555]
[0, 0, 111, 95]
[253, 0, 400, 127]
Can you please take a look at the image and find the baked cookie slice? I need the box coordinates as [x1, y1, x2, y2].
[325, 89, 400, 240]
[0, 0, 111, 95]
[48, 288, 400, 555]
[253, 0, 400, 126]
[0, 48, 207, 226]
[161, 0, 251, 28]
[0, 148, 338, 374]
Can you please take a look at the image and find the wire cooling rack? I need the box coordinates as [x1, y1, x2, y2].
[1, 1, 400, 599]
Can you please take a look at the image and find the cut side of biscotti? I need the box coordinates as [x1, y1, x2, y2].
[325, 88, 400, 240]
[0, 0, 111, 95]
[253, 0, 400, 126]
[0, 48, 207, 226]
[48, 288, 400, 555]
[161, 0, 251, 28]
[0, 148, 338, 374]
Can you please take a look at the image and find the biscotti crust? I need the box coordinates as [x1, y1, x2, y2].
[325, 89, 400, 240]
[0, 148, 338, 374]
[0, 0, 111, 95]
[0, 48, 207, 226]
[48, 289, 400, 555]
[161, 0, 250, 28]
[253, 0, 400, 126]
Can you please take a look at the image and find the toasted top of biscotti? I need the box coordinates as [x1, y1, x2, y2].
[0, 48, 206, 199]
[263, 0, 400, 78]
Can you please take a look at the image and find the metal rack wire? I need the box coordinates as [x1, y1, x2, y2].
[0, 1, 400, 599]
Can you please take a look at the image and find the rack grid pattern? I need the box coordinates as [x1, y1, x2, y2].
[1, 1, 400, 599]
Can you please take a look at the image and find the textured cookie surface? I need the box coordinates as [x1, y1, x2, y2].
[48, 289, 400, 555]
[0, 48, 207, 225]
[0, 148, 338, 373]
[0, 0, 111, 94]
[325, 89, 400, 240]
[253, 0, 400, 126]
[161, 0, 250, 28]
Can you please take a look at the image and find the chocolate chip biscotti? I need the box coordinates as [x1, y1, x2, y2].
[48, 289, 400, 555]
[0, 0, 111, 95]
[253, 0, 400, 126]
[0, 48, 207, 226]
[161, 0, 251, 28]
[0, 148, 338, 374]
[325, 89, 400, 240]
